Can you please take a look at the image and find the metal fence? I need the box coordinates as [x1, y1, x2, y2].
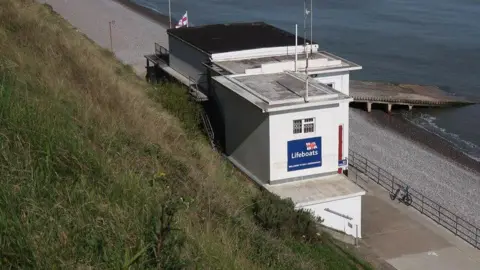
[348, 149, 480, 249]
[154, 42, 169, 56]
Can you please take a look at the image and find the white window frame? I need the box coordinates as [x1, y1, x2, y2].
[293, 118, 316, 134]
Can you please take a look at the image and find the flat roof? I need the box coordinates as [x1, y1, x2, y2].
[214, 50, 362, 75]
[266, 174, 365, 207]
[167, 22, 313, 54]
[213, 71, 352, 113]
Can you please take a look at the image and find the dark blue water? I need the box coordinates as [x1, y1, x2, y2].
[136, 0, 480, 160]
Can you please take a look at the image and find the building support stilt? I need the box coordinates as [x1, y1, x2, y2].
[367, 102, 372, 113]
[387, 103, 392, 114]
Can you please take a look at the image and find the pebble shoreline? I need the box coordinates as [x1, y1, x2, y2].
[350, 109, 480, 226]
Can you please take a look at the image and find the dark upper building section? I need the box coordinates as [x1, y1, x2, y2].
[167, 22, 314, 55]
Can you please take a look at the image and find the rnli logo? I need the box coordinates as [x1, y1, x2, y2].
[306, 142, 317, 151]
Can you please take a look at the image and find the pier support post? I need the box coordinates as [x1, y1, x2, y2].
[367, 102, 372, 113]
[408, 105, 413, 111]
[387, 103, 392, 114]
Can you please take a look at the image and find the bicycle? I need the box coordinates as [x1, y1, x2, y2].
[390, 185, 413, 206]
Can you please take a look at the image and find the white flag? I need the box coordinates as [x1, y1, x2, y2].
[175, 11, 188, 28]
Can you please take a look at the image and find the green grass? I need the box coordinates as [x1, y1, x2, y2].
[0, 0, 373, 269]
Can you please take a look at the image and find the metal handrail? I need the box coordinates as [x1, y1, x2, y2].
[200, 110, 215, 148]
[155, 43, 169, 56]
[186, 75, 214, 148]
[348, 149, 480, 249]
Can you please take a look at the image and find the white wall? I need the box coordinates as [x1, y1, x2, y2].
[211, 44, 319, 62]
[212, 81, 270, 183]
[269, 104, 349, 182]
[311, 72, 350, 95]
[168, 36, 209, 90]
[302, 196, 362, 238]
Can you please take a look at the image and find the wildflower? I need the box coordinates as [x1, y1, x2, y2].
[155, 171, 166, 178]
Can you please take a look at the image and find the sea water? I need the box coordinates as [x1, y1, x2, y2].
[135, 0, 480, 160]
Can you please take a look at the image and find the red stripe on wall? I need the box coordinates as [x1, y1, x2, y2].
[338, 124, 343, 174]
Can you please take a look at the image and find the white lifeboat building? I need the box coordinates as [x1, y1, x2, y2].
[149, 22, 366, 237]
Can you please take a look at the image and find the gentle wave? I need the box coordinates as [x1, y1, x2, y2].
[402, 112, 480, 162]
[133, 0, 163, 14]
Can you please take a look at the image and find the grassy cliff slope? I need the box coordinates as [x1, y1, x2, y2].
[0, 1, 371, 269]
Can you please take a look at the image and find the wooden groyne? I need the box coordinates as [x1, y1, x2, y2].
[350, 80, 477, 113]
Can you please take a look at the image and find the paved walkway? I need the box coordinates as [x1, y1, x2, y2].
[39, 0, 169, 75]
[351, 169, 480, 270]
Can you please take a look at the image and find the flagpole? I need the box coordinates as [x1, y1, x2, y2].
[310, 0, 313, 53]
[168, 0, 172, 28]
[303, 0, 310, 103]
[186, 11, 189, 27]
[305, 44, 309, 102]
[303, 0, 306, 51]
[295, 24, 298, 72]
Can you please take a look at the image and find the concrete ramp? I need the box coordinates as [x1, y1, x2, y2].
[350, 80, 476, 112]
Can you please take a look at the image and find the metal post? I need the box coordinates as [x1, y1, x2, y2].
[305, 46, 309, 102]
[438, 204, 441, 223]
[304, 0, 306, 49]
[476, 228, 479, 249]
[455, 216, 458, 235]
[377, 167, 380, 184]
[295, 24, 298, 72]
[109, 20, 115, 52]
[168, 0, 172, 29]
[303, 0, 310, 103]
[421, 194, 424, 213]
[392, 175, 395, 193]
[355, 224, 359, 247]
[310, 0, 313, 53]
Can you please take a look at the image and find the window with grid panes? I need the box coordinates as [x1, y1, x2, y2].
[292, 118, 315, 134]
[303, 118, 315, 133]
[293, 119, 303, 134]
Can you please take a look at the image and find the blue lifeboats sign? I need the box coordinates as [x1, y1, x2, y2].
[287, 137, 322, 171]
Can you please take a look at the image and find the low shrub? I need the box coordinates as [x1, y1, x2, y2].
[251, 189, 323, 242]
